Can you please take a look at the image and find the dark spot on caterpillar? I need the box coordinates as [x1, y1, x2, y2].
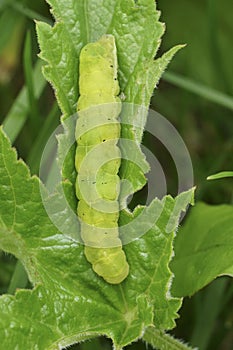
[92, 182, 96, 184]
[110, 64, 113, 68]
[102, 139, 106, 142]
[114, 78, 117, 80]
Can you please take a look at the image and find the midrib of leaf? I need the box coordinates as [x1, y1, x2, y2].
[118, 283, 130, 312]
[77, 0, 164, 102]
[147, 234, 171, 290]
[116, 284, 136, 344]
[34, 250, 127, 317]
[105, 0, 118, 35]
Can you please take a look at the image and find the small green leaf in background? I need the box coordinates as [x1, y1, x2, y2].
[207, 171, 233, 180]
[171, 202, 233, 297]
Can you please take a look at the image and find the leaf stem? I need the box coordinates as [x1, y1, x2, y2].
[143, 327, 198, 350]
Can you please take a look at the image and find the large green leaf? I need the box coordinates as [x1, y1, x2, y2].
[171, 202, 233, 297]
[36, 0, 172, 116]
[0, 127, 194, 349]
[36, 0, 181, 201]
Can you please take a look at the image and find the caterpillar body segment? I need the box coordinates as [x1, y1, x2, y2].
[75, 35, 129, 284]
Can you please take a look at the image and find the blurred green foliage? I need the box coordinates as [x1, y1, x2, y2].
[0, 0, 232, 349]
[154, 0, 233, 206]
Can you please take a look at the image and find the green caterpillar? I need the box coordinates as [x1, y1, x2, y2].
[75, 35, 129, 284]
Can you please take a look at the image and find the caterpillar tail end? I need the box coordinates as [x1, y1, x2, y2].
[85, 246, 129, 284]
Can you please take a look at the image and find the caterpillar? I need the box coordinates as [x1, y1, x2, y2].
[75, 35, 129, 284]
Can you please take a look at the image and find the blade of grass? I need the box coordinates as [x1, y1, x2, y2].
[3, 59, 46, 143]
[207, 0, 231, 94]
[10, 2, 52, 25]
[207, 171, 233, 180]
[27, 102, 60, 175]
[163, 71, 233, 111]
[190, 278, 228, 350]
[23, 30, 40, 131]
